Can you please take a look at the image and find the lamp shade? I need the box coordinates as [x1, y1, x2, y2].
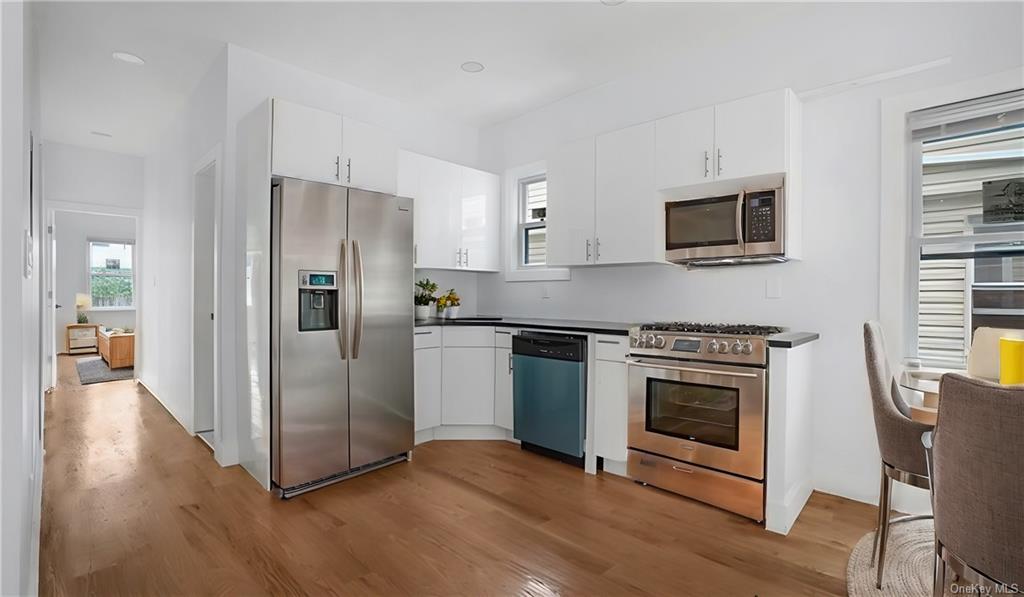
[75, 293, 92, 311]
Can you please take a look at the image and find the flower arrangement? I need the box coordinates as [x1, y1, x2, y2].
[436, 288, 461, 318]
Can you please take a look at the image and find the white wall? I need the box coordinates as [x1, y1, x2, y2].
[42, 142, 144, 209]
[1, 1, 42, 594]
[53, 211, 136, 352]
[476, 3, 1024, 509]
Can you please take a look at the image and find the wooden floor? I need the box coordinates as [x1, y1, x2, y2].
[41, 355, 875, 596]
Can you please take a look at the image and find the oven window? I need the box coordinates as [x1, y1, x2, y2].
[645, 378, 739, 450]
[666, 196, 739, 249]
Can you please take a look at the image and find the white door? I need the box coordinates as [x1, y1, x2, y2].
[546, 137, 596, 266]
[594, 359, 628, 461]
[494, 347, 513, 430]
[417, 155, 462, 269]
[414, 347, 441, 431]
[193, 163, 217, 434]
[714, 89, 787, 180]
[595, 122, 660, 264]
[655, 106, 715, 189]
[459, 166, 500, 272]
[342, 116, 397, 195]
[271, 99, 344, 184]
[441, 347, 495, 425]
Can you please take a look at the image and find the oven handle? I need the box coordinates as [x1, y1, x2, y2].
[626, 359, 759, 379]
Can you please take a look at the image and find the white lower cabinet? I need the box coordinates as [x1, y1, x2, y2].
[414, 347, 442, 432]
[494, 347, 513, 430]
[594, 338, 629, 462]
[441, 327, 496, 425]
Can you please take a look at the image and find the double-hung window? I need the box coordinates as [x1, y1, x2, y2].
[909, 89, 1024, 367]
[89, 240, 135, 309]
[518, 175, 547, 267]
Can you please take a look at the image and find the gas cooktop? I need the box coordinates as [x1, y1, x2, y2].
[639, 321, 785, 336]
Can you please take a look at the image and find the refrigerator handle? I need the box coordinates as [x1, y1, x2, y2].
[352, 239, 365, 359]
[339, 239, 348, 360]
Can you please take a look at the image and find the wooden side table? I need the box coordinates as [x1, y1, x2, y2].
[65, 323, 99, 355]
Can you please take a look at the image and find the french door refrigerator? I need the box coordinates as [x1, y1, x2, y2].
[271, 177, 414, 498]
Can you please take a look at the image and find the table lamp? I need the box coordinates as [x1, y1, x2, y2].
[75, 293, 92, 323]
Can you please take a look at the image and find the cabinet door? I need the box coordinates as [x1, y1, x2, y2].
[459, 166, 501, 272]
[594, 359, 628, 461]
[714, 89, 787, 180]
[342, 116, 397, 195]
[546, 137, 596, 266]
[441, 347, 495, 425]
[655, 106, 715, 190]
[271, 99, 344, 184]
[494, 347, 513, 430]
[417, 155, 462, 269]
[595, 122, 661, 264]
[414, 347, 442, 431]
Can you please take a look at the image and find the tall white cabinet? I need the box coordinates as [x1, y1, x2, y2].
[545, 138, 596, 266]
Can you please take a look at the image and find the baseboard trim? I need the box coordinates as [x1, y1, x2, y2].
[601, 458, 628, 478]
[415, 425, 517, 445]
[765, 478, 814, 536]
[136, 378, 192, 436]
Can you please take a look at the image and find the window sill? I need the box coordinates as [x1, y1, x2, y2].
[85, 307, 136, 312]
[504, 267, 571, 283]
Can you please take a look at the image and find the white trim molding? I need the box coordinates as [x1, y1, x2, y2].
[878, 67, 1024, 361]
[502, 161, 571, 282]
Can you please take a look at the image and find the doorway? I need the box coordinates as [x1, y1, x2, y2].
[192, 152, 219, 449]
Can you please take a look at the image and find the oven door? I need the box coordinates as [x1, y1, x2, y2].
[665, 193, 745, 262]
[627, 357, 765, 480]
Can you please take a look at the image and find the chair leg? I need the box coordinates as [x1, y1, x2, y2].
[872, 464, 887, 564]
[933, 546, 945, 597]
[876, 473, 893, 589]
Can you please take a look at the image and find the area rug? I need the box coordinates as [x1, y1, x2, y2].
[847, 519, 937, 597]
[76, 356, 134, 385]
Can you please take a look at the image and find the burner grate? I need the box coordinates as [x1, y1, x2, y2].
[640, 321, 784, 336]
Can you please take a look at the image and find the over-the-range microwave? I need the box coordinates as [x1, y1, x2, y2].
[665, 187, 785, 266]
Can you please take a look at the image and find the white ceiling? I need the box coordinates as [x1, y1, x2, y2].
[34, 2, 1024, 156]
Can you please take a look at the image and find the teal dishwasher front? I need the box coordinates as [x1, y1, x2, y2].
[512, 332, 586, 461]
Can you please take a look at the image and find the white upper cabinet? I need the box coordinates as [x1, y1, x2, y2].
[595, 122, 664, 265]
[272, 99, 344, 185]
[398, 150, 501, 272]
[546, 137, 596, 266]
[713, 89, 789, 181]
[459, 166, 501, 272]
[655, 106, 716, 190]
[342, 116, 397, 195]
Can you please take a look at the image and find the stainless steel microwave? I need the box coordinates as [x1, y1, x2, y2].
[665, 188, 785, 265]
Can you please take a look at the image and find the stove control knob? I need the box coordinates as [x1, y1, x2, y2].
[731, 341, 743, 355]
[719, 341, 731, 354]
[706, 340, 719, 353]
[654, 335, 666, 349]
[741, 342, 753, 355]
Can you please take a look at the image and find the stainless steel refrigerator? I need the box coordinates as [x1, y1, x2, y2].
[271, 177, 413, 498]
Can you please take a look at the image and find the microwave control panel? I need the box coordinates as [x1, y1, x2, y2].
[745, 194, 776, 243]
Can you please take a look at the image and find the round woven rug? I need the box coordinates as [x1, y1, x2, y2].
[847, 519, 934, 597]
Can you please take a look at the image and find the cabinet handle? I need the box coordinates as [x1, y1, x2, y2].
[704, 150, 709, 178]
[671, 465, 695, 474]
[586, 238, 592, 262]
[346, 158, 352, 183]
[335, 156, 341, 180]
[597, 339, 621, 345]
[495, 331, 511, 335]
[508, 352, 513, 374]
[456, 248, 463, 267]
[595, 238, 601, 261]
[465, 248, 470, 268]
[413, 243, 417, 265]
[414, 330, 433, 336]
[717, 149, 722, 176]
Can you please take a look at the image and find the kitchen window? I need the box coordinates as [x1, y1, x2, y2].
[89, 240, 135, 309]
[909, 89, 1024, 367]
[519, 175, 547, 266]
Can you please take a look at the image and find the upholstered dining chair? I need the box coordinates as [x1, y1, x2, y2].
[863, 321, 934, 589]
[926, 373, 1024, 596]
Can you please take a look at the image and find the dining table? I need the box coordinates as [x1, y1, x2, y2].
[898, 367, 1000, 425]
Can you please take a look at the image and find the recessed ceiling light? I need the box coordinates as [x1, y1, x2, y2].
[601, 0, 626, 5]
[90, 131, 113, 138]
[112, 51, 145, 66]
[460, 61, 485, 74]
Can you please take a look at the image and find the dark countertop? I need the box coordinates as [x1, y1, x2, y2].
[415, 316, 632, 336]
[767, 331, 820, 349]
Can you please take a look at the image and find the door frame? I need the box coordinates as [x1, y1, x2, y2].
[190, 143, 223, 460]
[42, 200, 143, 390]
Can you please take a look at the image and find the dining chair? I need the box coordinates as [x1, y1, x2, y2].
[926, 373, 1024, 596]
[863, 321, 934, 589]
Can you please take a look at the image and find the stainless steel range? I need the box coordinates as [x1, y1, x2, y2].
[626, 321, 783, 521]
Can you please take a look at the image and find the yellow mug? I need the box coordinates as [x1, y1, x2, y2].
[1000, 337, 1024, 386]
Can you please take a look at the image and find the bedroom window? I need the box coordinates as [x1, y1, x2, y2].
[89, 240, 135, 309]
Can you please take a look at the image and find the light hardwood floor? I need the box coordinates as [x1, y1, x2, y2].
[41, 355, 875, 596]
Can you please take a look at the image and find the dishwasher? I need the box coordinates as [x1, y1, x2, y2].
[512, 331, 587, 467]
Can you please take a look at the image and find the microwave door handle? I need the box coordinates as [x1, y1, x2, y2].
[735, 190, 746, 255]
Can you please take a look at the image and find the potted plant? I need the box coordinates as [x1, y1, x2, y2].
[414, 278, 438, 320]
[442, 288, 461, 319]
